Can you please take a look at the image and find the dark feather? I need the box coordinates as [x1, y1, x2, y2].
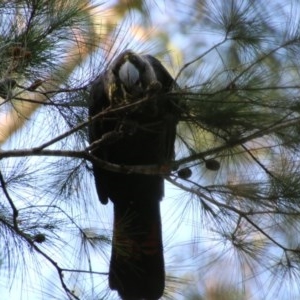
[88, 50, 179, 299]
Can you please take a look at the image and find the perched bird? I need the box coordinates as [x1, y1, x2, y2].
[88, 50, 179, 299]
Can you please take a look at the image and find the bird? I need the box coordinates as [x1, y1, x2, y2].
[88, 50, 179, 299]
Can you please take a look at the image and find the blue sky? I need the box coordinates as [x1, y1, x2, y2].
[2, 1, 300, 299]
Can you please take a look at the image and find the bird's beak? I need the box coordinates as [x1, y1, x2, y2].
[118, 60, 139, 89]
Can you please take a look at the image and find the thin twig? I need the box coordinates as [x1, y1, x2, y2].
[175, 116, 300, 167]
[166, 177, 293, 253]
[175, 37, 228, 82]
[0, 216, 80, 300]
[0, 170, 18, 229]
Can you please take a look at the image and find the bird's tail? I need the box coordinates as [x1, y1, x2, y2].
[109, 199, 165, 299]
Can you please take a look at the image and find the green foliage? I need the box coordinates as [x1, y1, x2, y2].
[2, 0, 300, 299]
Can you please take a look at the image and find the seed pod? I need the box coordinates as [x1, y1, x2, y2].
[33, 233, 46, 243]
[205, 159, 220, 171]
[27, 79, 43, 91]
[178, 167, 192, 179]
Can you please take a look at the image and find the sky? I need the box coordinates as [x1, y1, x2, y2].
[1, 1, 300, 300]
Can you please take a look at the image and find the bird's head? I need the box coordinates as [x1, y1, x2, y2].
[111, 50, 158, 96]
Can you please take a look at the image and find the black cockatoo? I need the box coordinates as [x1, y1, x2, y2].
[88, 50, 179, 299]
